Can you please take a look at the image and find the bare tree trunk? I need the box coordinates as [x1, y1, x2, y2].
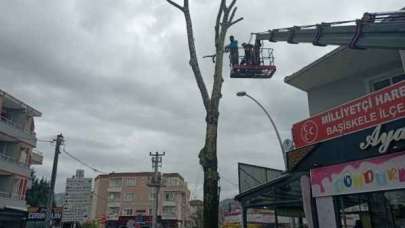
[166, 1, 243, 227]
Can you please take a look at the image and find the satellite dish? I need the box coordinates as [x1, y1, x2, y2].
[282, 139, 294, 152]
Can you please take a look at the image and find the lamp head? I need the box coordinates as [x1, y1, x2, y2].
[236, 91, 247, 97]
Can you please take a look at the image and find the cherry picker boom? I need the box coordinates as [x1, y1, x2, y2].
[255, 10, 405, 50]
[230, 10, 405, 79]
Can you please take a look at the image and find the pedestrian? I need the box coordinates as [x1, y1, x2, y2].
[225, 35, 239, 66]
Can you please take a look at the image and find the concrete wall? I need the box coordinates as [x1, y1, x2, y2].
[91, 177, 109, 220]
[308, 76, 367, 115]
[307, 64, 404, 115]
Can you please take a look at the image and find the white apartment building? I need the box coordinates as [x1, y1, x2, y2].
[0, 89, 42, 227]
[62, 169, 92, 225]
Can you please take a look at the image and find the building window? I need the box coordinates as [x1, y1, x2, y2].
[370, 74, 405, 91]
[124, 192, 135, 201]
[108, 192, 120, 201]
[149, 192, 155, 201]
[164, 192, 176, 201]
[165, 177, 182, 186]
[109, 178, 122, 188]
[163, 206, 176, 217]
[108, 207, 120, 216]
[136, 209, 146, 215]
[123, 208, 133, 216]
[126, 178, 136, 187]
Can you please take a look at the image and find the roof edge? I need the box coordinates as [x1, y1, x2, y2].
[0, 89, 42, 117]
[284, 46, 346, 91]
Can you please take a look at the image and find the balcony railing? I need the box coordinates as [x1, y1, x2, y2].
[0, 115, 34, 136]
[31, 150, 43, 165]
[0, 115, 36, 146]
[0, 152, 30, 176]
[0, 152, 29, 168]
[0, 190, 24, 201]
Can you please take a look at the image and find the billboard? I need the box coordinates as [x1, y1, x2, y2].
[292, 80, 405, 148]
[238, 163, 282, 193]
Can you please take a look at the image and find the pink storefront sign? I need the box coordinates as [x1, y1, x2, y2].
[311, 151, 405, 197]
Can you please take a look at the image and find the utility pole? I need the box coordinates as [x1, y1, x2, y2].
[148, 152, 165, 228]
[45, 134, 64, 228]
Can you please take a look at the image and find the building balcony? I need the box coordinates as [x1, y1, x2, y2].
[107, 186, 122, 192]
[0, 116, 36, 146]
[163, 201, 177, 207]
[162, 213, 178, 220]
[0, 191, 26, 210]
[0, 153, 30, 177]
[107, 201, 121, 208]
[31, 150, 43, 165]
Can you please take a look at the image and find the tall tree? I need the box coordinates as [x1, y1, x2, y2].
[166, 1, 243, 227]
[26, 171, 50, 207]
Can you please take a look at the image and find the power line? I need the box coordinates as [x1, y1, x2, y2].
[37, 139, 55, 143]
[220, 175, 238, 187]
[62, 144, 105, 174]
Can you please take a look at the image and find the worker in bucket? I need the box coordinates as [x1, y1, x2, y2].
[225, 35, 239, 66]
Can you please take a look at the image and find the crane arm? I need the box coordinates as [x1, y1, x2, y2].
[255, 11, 405, 49]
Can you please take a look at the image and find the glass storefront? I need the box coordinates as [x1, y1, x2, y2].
[335, 189, 405, 228]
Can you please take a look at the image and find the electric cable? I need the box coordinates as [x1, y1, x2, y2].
[62, 144, 106, 174]
[220, 175, 238, 187]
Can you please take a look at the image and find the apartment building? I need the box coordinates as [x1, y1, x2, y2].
[91, 172, 191, 228]
[0, 89, 42, 226]
[189, 200, 202, 228]
[62, 169, 92, 225]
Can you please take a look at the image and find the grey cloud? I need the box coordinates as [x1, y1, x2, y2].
[1, 0, 404, 198]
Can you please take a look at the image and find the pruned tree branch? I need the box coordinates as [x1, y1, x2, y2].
[229, 6, 237, 24]
[215, 0, 226, 45]
[203, 54, 216, 63]
[166, 0, 184, 12]
[226, 0, 237, 12]
[228, 17, 244, 28]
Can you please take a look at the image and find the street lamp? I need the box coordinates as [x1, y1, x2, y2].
[236, 91, 286, 169]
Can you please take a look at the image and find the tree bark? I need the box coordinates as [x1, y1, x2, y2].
[166, 1, 243, 227]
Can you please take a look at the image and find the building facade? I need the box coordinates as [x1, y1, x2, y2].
[0, 89, 42, 226]
[235, 42, 405, 228]
[91, 172, 191, 228]
[189, 200, 202, 228]
[284, 45, 405, 228]
[62, 169, 92, 225]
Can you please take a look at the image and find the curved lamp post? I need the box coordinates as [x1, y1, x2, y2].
[236, 91, 286, 169]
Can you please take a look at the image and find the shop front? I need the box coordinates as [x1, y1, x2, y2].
[311, 152, 405, 228]
[287, 80, 405, 228]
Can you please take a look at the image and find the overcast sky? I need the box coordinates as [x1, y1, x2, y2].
[1, 0, 403, 200]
